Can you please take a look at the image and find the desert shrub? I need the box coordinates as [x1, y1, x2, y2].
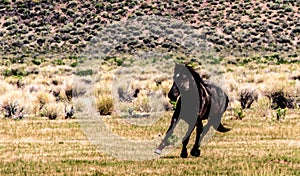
[284, 6, 293, 12]
[32, 58, 41, 65]
[275, 107, 286, 121]
[96, 95, 113, 115]
[239, 89, 258, 109]
[233, 108, 245, 120]
[2, 67, 27, 77]
[52, 59, 65, 65]
[2, 100, 24, 120]
[267, 91, 294, 109]
[0, 80, 13, 95]
[16, 79, 25, 88]
[40, 103, 59, 120]
[63, 83, 73, 101]
[64, 105, 74, 119]
[69, 37, 79, 44]
[36, 91, 54, 110]
[75, 69, 93, 76]
[134, 96, 151, 113]
[67, 1, 77, 8]
[50, 88, 61, 101]
[95, 3, 104, 10]
[70, 62, 78, 67]
[160, 80, 172, 97]
[1, 0, 11, 5]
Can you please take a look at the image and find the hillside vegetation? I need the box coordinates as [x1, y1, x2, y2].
[0, 0, 299, 59]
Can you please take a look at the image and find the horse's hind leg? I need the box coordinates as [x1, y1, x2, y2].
[190, 120, 203, 157]
[180, 112, 201, 157]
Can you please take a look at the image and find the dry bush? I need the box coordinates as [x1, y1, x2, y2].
[239, 88, 258, 109]
[94, 81, 111, 96]
[96, 94, 113, 115]
[132, 90, 151, 113]
[36, 91, 55, 111]
[94, 79, 114, 115]
[64, 104, 74, 119]
[267, 91, 294, 109]
[2, 100, 24, 119]
[260, 74, 294, 97]
[40, 103, 63, 120]
[67, 78, 92, 99]
[0, 80, 14, 96]
[4, 76, 20, 85]
[252, 96, 272, 118]
[160, 80, 172, 97]
[49, 87, 61, 101]
[0, 91, 26, 119]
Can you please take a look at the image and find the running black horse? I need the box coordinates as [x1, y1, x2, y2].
[155, 63, 230, 158]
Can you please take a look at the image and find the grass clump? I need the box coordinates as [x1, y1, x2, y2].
[39, 103, 59, 120]
[96, 95, 113, 115]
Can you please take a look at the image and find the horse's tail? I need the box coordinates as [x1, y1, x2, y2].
[217, 123, 230, 132]
[217, 93, 230, 133]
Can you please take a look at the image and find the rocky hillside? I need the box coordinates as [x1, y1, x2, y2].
[0, 0, 299, 59]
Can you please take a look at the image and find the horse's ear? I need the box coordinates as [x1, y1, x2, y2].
[174, 61, 179, 66]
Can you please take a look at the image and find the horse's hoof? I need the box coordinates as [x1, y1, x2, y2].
[190, 148, 201, 157]
[180, 148, 188, 158]
[180, 152, 188, 158]
[154, 149, 162, 155]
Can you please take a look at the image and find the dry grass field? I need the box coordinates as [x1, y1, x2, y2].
[0, 109, 299, 175]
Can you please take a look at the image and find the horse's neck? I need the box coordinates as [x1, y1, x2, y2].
[180, 81, 199, 98]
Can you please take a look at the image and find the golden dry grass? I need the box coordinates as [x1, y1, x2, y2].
[0, 109, 299, 175]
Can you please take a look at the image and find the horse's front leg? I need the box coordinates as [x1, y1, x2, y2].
[181, 131, 192, 158]
[155, 99, 181, 155]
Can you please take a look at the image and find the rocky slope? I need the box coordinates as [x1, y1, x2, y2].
[0, 0, 299, 59]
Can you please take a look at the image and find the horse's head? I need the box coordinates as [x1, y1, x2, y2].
[168, 82, 179, 102]
[168, 63, 194, 101]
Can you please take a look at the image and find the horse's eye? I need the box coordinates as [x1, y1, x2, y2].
[176, 74, 180, 78]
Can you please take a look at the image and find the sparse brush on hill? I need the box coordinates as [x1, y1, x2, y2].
[0, 0, 299, 59]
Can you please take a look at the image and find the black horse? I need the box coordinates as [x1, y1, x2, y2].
[155, 63, 230, 158]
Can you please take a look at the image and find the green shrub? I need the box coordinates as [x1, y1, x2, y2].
[52, 59, 65, 65]
[70, 62, 78, 67]
[1, 0, 11, 5]
[233, 108, 245, 120]
[2, 67, 27, 77]
[32, 58, 41, 65]
[75, 69, 93, 76]
[284, 6, 293, 12]
[275, 108, 286, 121]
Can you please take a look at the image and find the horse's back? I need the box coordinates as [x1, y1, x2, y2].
[206, 83, 228, 115]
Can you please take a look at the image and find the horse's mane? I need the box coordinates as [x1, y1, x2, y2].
[184, 64, 206, 86]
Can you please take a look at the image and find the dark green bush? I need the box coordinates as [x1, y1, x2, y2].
[32, 58, 41, 65]
[75, 69, 93, 76]
[52, 59, 65, 65]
